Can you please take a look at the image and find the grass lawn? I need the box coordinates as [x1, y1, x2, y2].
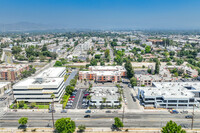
[35, 105, 49, 109]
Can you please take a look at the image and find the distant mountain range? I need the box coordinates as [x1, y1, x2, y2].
[0, 22, 66, 32]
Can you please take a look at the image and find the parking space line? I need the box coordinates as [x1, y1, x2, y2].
[76, 89, 83, 109]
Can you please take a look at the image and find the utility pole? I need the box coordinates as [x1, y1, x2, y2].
[51, 94, 55, 129]
[122, 106, 125, 126]
[191, 104, 195, 130]
[52, 99, 55, 128]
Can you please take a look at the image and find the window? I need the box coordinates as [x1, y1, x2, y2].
[189, 99, 194, 102]
[179, 100, 188, 103]
[168, 100, 177, 103]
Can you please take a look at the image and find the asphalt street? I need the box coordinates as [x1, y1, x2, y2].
[1, 111, 200, 129]
[65, 70, 77, 86]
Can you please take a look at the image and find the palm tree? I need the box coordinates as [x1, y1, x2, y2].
[102, 97, 107, 108]
[118, 96, 122, 103]
[51, 94, 55, 128]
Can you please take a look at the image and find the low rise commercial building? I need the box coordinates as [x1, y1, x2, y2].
[0, 82, 12, 97]
[135, 74, 177, 86]
[13, 67, 66, 103]
[137, 82, 200, 109]
[89, 87, 120, 108]
[79, 66, 126, 83]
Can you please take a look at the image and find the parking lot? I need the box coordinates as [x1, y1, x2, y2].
[65, 89, 80, 109]
[65, 88, 90, 109]
[77, 89, 90, 109]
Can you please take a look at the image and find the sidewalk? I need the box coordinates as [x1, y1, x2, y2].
[0, 127, 200, 133]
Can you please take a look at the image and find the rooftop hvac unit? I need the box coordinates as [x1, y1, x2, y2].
[34, 78, 43, 84]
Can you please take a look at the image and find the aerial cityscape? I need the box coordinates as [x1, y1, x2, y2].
[1, 0, 200, 133]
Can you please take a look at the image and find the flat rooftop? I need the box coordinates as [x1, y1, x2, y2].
[35, 67, 65, 78]
[0, 64, 29, 72]
[80, 71, 121, 76]
[89, 66, 126, 71]
[0, 82, 11, 88]
[137, 82, 200, 99]
[91, 86, 119, 101]
[135, 74, 175, 81]
[13, 77, 63, 89]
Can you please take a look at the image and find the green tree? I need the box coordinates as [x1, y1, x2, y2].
[95, 54, 101, 59]
[155, 59, 160, 74]
[66, 85, 75, 95]
[114, 117, 124, 128]
[70, 79, 76, 86]
[145, 46, 151, 53]
[161, 120, 186, 133]
[30, 102, 36, 108]
[56, 39, 59, 46]
[124, 61, 134, 79]
[28, 56, 35, 62]
[18, 101, 25, 108]
[86, 95, 92, 101]
[54, 60, 62, 67]
[100, 61, 105, 66]
[166, 62, 172, 66]
[130, 77, 137, 87]
[176, 59, 184, 66]
[90, 58, 97, 66]
[42, 44, 48, 51]
[18, 117, 28, 125]
[11, 46, 22, 55]
[104, 49, 110, 58]
[102, 97, 107, 108]
[78, 125, 86, 132]
[55, 118, 76, 133]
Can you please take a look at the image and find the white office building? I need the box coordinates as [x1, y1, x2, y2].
[137, 82, 200, 109]
[13, 67, 66, 103]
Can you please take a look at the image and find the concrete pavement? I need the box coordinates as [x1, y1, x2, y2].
[1, 111, 200, 129]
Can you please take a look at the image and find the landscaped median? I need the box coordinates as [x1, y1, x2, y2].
[60, 94, 70, 109]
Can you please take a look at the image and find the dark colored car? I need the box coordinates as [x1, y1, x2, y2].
[49, 110, 56, 113]
[185, 115, 193, 119]
[106, 110, 111, 113]
[84, 115, 90, 118]
[85, 110, 91, 113]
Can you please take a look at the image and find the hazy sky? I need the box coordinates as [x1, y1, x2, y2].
[1, 0, 200, 29]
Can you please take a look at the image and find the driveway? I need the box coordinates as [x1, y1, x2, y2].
[65, 70, 78, 86]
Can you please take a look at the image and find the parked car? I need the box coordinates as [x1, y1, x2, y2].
[85, 110, 91, 113]
[65, 105, 72, 109]
[84, 115, 90, 118]
[185, 115, 193, 119]
[84, 94, 89, 96]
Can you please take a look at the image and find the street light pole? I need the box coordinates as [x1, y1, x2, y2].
[52, 98, 55, 128]
[191, 104, 195, 130]
[122, 106, 125, 126]
[51, 94, 55, 129]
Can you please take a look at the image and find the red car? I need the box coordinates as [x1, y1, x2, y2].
[84, 94, 89, 96]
